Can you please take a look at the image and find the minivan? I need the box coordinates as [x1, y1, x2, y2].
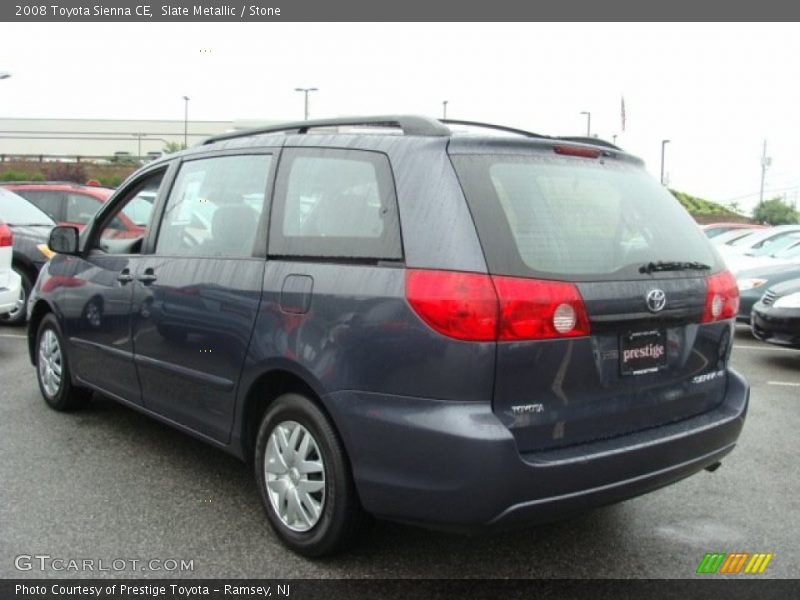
[27, 116, 749, 556]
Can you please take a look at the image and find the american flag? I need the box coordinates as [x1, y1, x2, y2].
[621, 96, 626, 132]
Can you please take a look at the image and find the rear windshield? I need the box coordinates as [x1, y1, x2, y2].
[451, 153, 719, 280]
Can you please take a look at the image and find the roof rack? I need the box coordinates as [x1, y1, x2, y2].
[440, 119, 546, 139]
[203, 115, 450, 145]
[556, 136, 621, 150]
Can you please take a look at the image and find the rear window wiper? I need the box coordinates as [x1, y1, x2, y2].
[639, 261, 712, 274]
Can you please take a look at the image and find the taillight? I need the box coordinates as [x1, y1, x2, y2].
[405, 270, 498, 341]
[0, 224, 12, 247]
[703, 270, 739, 322]
[405, 269, 591, 341]
[492, 276, 591, 340]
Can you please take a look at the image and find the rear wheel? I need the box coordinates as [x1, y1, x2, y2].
[35, 314, 92, 411]
[0, 268, 31, 325]
[254, 393, 367, 557]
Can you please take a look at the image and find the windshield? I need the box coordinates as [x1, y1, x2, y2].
[750, 235, 800, 257]
[0, 188, 56, 226]
[772, 241, 800, 260]
[451, 152, 718, 279]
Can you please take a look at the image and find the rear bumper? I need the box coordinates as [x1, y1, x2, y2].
[0, 270, 22, 315]
[325, 369, 749, 530]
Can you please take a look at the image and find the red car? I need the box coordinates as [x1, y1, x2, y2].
[0, 182, 146, 239]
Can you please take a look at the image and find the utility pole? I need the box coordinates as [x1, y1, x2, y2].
[442, 100, 448, 119]
[759, 139, 771, 207]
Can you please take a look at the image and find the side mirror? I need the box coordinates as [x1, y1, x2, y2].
[48, 226, 80, 256]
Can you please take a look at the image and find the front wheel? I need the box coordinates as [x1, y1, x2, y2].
[254, 393, 368, 557]
[35, 314, 92, 411]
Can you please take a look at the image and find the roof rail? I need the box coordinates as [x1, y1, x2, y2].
[556, 136, 621, 150]
[440, 119, 547, 139]
[203, 115, 450, 145]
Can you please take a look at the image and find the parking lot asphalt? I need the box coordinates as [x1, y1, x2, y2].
[0, 323, 798, 579]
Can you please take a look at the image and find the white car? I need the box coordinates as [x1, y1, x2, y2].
[0, 218, 22, 317]
[726, 233, 800, 274]
[716, 225, 800, 260]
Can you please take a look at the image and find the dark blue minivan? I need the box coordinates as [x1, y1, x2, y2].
[27, 117, 749, 556]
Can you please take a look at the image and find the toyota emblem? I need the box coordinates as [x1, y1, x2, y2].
[646, 289, 666, 313]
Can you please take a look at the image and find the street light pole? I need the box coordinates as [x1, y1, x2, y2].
[442, 100, 448, 119]
[295, 87, 318, 120]
[580, 111, 591, 136]
[759, 139, 771, 208]
[182, 96, 190, 149]
[660, 139, 671, 186]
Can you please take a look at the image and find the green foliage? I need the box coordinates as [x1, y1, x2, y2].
[97, 175, 124, 188]
[753, 197, 800, 225]
[0, 170, 47, 182]
[162, 141, 186, 154]
[669, 189, 740, 218]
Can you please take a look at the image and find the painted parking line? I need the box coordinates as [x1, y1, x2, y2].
[734, 344, 799, 353]
[0, 333, 26, 339]
[767, 381, 800, 387]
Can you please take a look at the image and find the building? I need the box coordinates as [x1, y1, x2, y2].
[0, 117, 279, 160]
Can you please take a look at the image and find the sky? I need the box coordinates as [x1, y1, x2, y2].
[0, 22, 798, 213]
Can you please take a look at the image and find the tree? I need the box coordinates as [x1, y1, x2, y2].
[162, 141, 186, 154]
[752, 197, 800, 225]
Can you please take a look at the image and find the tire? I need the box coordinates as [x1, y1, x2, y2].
[0, 268, 31, 326]
[254, 393, 367, 557]
[35, 313, 92, 411]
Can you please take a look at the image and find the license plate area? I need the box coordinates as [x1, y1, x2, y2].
[620, 329, 667, 375]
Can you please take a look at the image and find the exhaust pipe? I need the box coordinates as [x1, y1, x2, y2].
[705, 461, 722, 473]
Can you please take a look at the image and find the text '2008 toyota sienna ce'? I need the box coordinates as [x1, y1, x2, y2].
[27, 116, 749, 557]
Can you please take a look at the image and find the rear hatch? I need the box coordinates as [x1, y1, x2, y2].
[449, 140, 735, 452]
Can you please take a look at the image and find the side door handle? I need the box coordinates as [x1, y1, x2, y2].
[117, 269, 134, 284]
[137, 268, 157, 285]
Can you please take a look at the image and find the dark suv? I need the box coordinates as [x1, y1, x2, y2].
[27, 116, 749, 557]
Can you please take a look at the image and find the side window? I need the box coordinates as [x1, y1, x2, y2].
[94, 170, 165, 253]
[65, 193, 100, 225]
[155, 154, 271, 257]
[269, 148, 402, 260]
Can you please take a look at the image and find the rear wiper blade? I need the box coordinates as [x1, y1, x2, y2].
[639, 261, 712, 274]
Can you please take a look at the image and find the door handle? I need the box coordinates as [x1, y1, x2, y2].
[117, 269, 134, 284]
[137, 268, 157, 285]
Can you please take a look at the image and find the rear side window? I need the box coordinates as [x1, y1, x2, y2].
[156, 154, 272, 257]
[451, 153, 718, 280]
[269, 148, 402, 260]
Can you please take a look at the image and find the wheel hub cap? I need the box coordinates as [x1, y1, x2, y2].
[264, 420, 325, 532]
[38, 329, 62, 399]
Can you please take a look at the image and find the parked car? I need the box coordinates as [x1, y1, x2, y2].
[725, 232, 800, 274]
[27, 116, 749, 557]
[701, 222, 767, 239]
[710, 227, 763, 247]
[1, 182, 149, 239]
[736, 263, 800, 322]
[0, 217, 23, 317]
[751, 278, 800, 348]
[716, 224, 800, 260]
[0, 188, 56, 324]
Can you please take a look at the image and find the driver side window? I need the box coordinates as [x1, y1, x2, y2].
[94, 169, 164, 254]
